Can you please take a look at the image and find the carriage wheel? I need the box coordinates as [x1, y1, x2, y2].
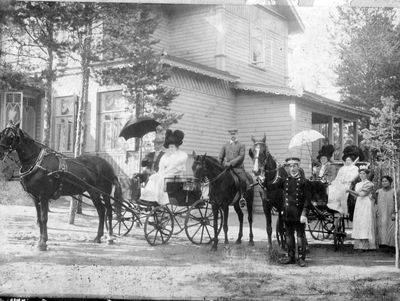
[184, 199, 223, 245]
[166, 203, 187, 236]
[307, 209, 334, 241]
[111, 205, 136, 237]
[308, 217, 327, 240]
[144, 206, 174, 246]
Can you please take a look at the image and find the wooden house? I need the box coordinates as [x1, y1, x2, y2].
[0, 2, 370, 209]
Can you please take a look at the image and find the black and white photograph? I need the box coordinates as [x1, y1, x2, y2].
[0, 0, 399, 300]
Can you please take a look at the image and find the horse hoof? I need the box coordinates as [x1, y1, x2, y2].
[93, 238, 101, 244]
[235, 240, 242, 245]
[249, 241, 255, 247]
[37, 244, 47, 251]
[107, 239, 114, 245]
[211, 247, 218, 252]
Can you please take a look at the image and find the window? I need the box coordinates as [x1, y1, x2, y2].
[23, 96, 37, 138]
[250, 25, 264, 66]
[250, 24, 274, 68]
[98, 90, 132, 152]
[5, 92, 23, 126]
[54, 96, 76, 153]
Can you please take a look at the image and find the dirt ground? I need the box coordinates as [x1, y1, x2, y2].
[0, 182, 399, 301]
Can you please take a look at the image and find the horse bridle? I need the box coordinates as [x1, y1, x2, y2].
[194, 155, 229, 185]
[0, 126, 21, 161]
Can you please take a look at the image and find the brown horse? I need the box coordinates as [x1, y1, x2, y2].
[0, 123, 123, 251]
[192, 152, 254, 251]
[248, 135, 286, 249]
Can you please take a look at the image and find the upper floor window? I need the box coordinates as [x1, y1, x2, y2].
[98, 90, 133, 152]
[54, 96, 76, 153]
[250, 24, 273, 68]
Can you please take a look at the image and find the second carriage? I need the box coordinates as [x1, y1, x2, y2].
[111, 175, 223, 246]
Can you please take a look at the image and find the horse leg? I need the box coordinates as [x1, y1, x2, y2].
[103, 194, 114, 245]
[262, 197, 273, 249]
[38, 197, 49, 251]
[246, 193, 254, 246]
[233, 203, 243, 245]
[223, 205, 230, 245]
[211, 205, 219, 251]
[91, 193, 105, 243]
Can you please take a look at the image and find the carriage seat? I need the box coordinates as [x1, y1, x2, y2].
[136, 198, 159, 208]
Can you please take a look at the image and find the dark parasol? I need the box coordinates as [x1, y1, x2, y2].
[119, 117, 161, 140]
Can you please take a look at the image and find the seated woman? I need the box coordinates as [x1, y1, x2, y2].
[327, 145, 361, 216]
[313, 144, 336, 183]
[140, 129, 188, 206]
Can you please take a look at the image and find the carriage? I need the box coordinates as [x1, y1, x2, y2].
[111, 175, 223, 246]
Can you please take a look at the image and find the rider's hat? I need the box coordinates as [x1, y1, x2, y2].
[164, 129, 184, 148]
[285, 157, 301, 165]
[228, 129, 238, 134]
[317, 144, 335, 161]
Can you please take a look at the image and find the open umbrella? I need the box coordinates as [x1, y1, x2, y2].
[119, 117, 161, 172]
[288, 129, 325, 149]
[119, 117, 160, 140]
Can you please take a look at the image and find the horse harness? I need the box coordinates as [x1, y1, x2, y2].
[19, 148, 70, 200]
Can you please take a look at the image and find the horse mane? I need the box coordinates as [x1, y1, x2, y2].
[204, 155, 222, 168]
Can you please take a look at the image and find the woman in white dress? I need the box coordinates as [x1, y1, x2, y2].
[140, 129, 188, 205]
[347, 167, 376, 250]
[375, 175, 395, 248]
[327, 146, 360, 215]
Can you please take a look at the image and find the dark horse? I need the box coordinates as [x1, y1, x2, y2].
[248, 135, 286, 249]
[249, 135, 329, 249]
[192, 152, 254, 251]
[0, 123, 122, 251]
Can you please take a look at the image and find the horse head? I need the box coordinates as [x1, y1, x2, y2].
[0, 122, 23, 160]
[192, 151, 223, 181]
[249, 134, 273, 176]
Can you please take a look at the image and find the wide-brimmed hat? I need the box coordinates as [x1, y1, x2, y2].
[164, 129, 184, 148]
[342, 145, 364, 162]
[359, 165, 370, 174]
[317, 144, 335, 161]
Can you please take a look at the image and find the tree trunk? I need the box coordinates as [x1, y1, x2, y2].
[69, 18, 92, 223]
[42, 47, 54, 146]
[68, 196, 78, 225]
[394, 154, 400, 268]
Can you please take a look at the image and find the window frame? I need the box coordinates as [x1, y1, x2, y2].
[53, 95, 77, 154]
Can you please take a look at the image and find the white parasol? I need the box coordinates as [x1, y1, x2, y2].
[288, 129, 325, 149]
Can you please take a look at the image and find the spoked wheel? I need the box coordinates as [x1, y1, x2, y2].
[112, 205, 136, 237]
[184, 199, 223, 245]
[144, 206, 174, 246]
[307, 208, 334, 241]
[166, 202, 187, 236]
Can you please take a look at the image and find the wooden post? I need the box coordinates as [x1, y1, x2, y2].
[338, 118, 344, 155]
[328, 116, 334, 145]
[394, 153, 399, 268]
[353, 121, 358, 145]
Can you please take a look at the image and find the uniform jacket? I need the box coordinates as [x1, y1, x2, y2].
[266, 174, 311, 222]
[314, 162, 336, 183]
[141, 151, 165, 173]
[218, 140, 245, 171]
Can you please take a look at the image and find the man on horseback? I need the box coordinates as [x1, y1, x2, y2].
[265, 157, 311, 267]
[218, 129, 252, 207]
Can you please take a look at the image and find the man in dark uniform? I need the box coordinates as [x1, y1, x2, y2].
[265, 157, 311, 267]
[218, 129, 252, 204]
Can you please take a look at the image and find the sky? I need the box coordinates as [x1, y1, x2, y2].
[289, 0, 347, 101]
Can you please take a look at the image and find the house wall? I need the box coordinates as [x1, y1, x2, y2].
[166, 69, 236, 173]
[167, 5, 217, 67]
[223, 6, 288, 86]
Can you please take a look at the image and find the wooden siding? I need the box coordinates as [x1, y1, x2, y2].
[223, 5, 288, 85]
[168, 5, 217, 67]
[235, 93, 293, 210]
[153, 9, 170, 53]
[166, 69, 235, 157]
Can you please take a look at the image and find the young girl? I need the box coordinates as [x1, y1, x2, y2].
[375, 175, 395, 248]
[347, 167, 376, 250]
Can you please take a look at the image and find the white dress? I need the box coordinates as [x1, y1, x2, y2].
[140, 149, 188, 205]
[327, 164, 359, 215]
[352, 180, 376, 249]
